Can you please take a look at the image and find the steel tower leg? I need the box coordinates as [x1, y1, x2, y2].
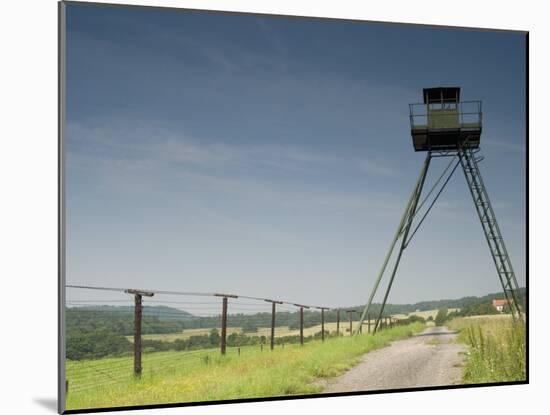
[458, 146, 523, 319]
[355, 153, 432, 335]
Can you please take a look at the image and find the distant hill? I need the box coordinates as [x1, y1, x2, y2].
[68, 305, 195, 320]
[66, 305, 196, 336]
[66, 288, 525, 335]
[348, 287, 527, 316]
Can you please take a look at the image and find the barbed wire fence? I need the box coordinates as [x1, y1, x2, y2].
[65, 284, 401, 395]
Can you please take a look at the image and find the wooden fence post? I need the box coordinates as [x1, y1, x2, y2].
[294, 304, 310, 345]
[346, 310, 357, 336]
[271, 302, 276, 350]
[317, 307, 329, 341]
[221, 297, 228, 355]
[134, 293, 142, 376]
[125, 289, 154, 378]
[265, 299, 282, 350]
[215, 293, 238, 355]
[300, 307, 304, 345]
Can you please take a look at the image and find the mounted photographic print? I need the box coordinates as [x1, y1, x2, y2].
[58, 1, 528, 413]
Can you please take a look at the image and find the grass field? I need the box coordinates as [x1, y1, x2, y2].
[448, 315, 526, 384]
[67, 322, 424, 410]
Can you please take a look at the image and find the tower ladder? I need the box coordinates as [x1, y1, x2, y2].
[458, 145, 523, 319]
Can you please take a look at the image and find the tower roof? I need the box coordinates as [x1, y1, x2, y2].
[423, 87, 460, 104]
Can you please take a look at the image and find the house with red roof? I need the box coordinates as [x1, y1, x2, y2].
[492, 299, 509, 313]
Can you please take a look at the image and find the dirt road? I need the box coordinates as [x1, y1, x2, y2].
[321, 326, 466, 393]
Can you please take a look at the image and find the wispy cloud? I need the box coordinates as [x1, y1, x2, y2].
[67, 121, 399, 178]
[66, 120, 409, 228]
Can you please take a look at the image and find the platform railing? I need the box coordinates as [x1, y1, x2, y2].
[409, 100, 482, 130]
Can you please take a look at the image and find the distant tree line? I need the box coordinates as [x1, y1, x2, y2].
[65, 288, 525, 360]
[431, 297, 519, 327]
[66, 327, 338, 360]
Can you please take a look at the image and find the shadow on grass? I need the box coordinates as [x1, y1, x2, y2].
[34, 398, 57, 412]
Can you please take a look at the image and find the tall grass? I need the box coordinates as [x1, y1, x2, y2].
[66, 322, 424, 410]
[448, 316, 526, 384]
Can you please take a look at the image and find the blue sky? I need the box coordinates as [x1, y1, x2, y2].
[65, 3, 526, 308]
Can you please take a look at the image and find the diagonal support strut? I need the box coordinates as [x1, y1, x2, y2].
[355, 152, 432, 334]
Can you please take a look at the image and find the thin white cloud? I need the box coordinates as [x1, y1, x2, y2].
[67, 121, 399, 179]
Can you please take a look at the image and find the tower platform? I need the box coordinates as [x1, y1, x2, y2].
[409, 87, 482, 152]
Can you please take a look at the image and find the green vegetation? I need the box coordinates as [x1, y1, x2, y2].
[434, 308, 448, 326]
[66, 287, 525, 360]
[368, 287, 525, 316]
[447, 302, 499, 318]
[69, 325, 346, 360]
[448, 316, 526, 384]
[67, 287, 525, 337]
[67, 329, 132, 360]
[67, 306, 192, 335]
[66, 322, 424, 410]
[430, 299, 503, 329]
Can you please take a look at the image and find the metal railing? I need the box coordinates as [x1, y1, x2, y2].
[409, 100, 482, 130]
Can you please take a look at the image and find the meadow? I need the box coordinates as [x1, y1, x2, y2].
[66, 322, 424, 410]
[448, 315, 526, 384]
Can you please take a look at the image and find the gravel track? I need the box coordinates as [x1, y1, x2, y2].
[321, 326, 466, 393]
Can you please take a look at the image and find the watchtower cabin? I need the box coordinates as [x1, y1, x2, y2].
[409, 87, 482, 152]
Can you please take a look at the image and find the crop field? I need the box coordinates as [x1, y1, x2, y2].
[127, 320, 377, 343]
[391, 308, 460, 321]
[125, 310, 448, 344]
[126, 327, 242, 342]
[66, 322, 424, 410]
[448, 315, 525, 383]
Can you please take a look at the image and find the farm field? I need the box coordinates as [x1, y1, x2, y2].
[128, 311, 443, 343]
[391, 308, 460, 321]
[67, 322, 424, 410]
[128, 320, 376, 343]
[462, 313, 512, 320]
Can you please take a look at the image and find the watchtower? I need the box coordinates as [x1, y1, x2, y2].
[356, 87, 523, 333]
[410, 87, 482, 151]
